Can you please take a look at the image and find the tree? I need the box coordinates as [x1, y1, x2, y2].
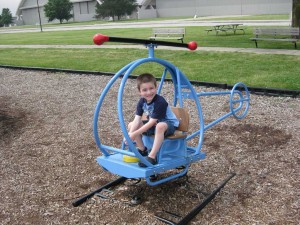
[44, 0, 73, 24]
[1, 8, 13, 27]
[0, 15, 3, 27]
[292, 0, 300, 27]
[96, 0, 138, 21]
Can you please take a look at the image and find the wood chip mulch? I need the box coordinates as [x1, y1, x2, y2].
[0, 68, 299, 225]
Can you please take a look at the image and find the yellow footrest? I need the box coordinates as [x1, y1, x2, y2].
[123, 155, 139, 163]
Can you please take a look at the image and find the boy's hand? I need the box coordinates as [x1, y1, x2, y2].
[128, 132, 136, 142]
[123, 137, 128, 145]
[124, 132, 134, 145]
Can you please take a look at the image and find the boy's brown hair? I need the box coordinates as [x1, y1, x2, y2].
[136, 73, 157, 91]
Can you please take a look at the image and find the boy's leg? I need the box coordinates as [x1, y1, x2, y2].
[139, 122, 176, 167]
[139, 122, 168, 167]
[127, 121, 146, 151]
[148, 122, 168, 159]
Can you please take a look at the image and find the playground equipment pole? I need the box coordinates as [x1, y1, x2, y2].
[36, 0, 43, 32]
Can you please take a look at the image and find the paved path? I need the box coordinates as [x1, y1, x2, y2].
[1, 44, 299, 56]
[0, 18, 291, 34]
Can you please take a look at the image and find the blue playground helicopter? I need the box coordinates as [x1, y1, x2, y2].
[73, 34, 250, 224]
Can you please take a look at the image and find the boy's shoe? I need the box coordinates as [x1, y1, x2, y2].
[176, 165, 186, 170]
[150, 174, 158, 181]
[138, 156, 157, 167]
[137, 147, 148, 156]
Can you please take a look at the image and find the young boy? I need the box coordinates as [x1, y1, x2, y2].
[127, 73, 179, 167]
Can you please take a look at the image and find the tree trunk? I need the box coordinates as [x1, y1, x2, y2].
[292, 0, 300, 27]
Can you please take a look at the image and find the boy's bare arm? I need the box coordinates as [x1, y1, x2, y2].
[130, 115, 143, 131]
[130, 118, 157, 139]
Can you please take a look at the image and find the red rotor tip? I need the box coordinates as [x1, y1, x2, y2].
[93, 34, 109, 45]
[188, 41, 197, 50]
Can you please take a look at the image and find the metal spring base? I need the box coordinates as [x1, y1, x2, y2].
[154, 173, 236, 225]
[72, 176, 127, 207]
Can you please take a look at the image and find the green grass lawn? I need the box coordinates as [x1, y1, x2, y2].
[0, 15, 299, 90]
[0, 26, 298, 49]
[1, 48, 299, 90]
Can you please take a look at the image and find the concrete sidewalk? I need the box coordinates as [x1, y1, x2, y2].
[0, 18, 291, 34]
[0, 44, 299, 56]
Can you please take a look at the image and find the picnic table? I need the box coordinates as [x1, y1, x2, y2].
[205, 24, 245, 35]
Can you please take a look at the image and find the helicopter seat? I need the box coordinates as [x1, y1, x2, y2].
[166, 107, 189, 139]
[142, 107, 190, 164]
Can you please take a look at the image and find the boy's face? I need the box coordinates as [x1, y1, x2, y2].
[139, 82, 157, 103]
